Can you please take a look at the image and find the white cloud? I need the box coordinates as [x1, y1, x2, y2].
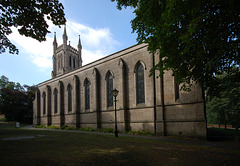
[8, 28, 53, 68]
[68, 21, 118, 49]
[82, 49, 105, 65]
[8, 19, 120, 69]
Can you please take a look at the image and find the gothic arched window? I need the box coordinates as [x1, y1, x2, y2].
[69, 56, 72, 67]
[58, 58, 60, 70]
[42, 92, 46, 115]
[67, 84, 72, 112]
[73, 58, 76, 69]
[54, 88, 58, 114]
[174, 75, 180, 101]
[136, 63, 145, 104]
[84, 79, 90, 110]
[106, 72, 113, 107]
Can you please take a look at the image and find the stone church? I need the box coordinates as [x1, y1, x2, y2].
[33, 26, 207, 137]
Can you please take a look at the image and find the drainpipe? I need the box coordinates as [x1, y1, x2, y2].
[160, 56, 166, 136]
[202, 85, 208, 139]
[152, 53, 157, 135]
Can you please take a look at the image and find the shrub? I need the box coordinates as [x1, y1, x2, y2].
[60, 124, 68, 130]
[35, 125, 46, 129]
[78, 127, 94, 131]
[127, 130, 154, 136]
[60, 124, 75, 130]
[47, 125, 59, 129]
[65, 126, 74, 130]
[98, 128, 115, 133]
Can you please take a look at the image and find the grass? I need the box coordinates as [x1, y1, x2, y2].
[208, 127, 240, 137]
[0, 124, 240, 166]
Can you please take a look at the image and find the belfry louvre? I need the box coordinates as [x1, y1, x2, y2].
[33, 27, 207, 137]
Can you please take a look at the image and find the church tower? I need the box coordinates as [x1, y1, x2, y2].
[52, 25, 83, 78]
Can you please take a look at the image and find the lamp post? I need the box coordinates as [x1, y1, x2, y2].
[112, 88, 119, 138]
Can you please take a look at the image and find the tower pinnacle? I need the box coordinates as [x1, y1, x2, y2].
[78, 35, 82, 67]
[78, 35, 82, 50]
[53, 32, 58, 54]
[63, 24, 68, 47]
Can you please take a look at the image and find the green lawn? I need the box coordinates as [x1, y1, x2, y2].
[208, 127, 240, 137]
[0, 124, 240, 166]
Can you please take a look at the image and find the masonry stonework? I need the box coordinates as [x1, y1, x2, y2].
[33, 28, 207, 138]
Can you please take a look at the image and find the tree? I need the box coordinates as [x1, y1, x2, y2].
[206, 67, 240, 128]
[0, 0, 66, 54]
[0, 87, 27, 121]
[0, 75, 24, 91]
[0, 75, 37, 123]
[112, 0, 240, 91]
[23, 84, 38, 122]
[0, 75, 12, 89]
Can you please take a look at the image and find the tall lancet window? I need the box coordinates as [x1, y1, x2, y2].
[54, 88, 58, 114]
[73, 58, 76, 69]
[174, 76, 180, 101]
[136, 63, 145, 104]
[42, 92, 46, 115]
[67, 84, 72, 112]
[58, 58, 60, 70]
[84, 79, 90, 110]
[107, 72, 113, 107]
[175, 81, 180, 101]
[69, 56, 72, 68]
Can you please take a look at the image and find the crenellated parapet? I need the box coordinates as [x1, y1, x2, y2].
[67, 45, 79, 55]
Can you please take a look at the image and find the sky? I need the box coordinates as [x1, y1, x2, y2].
[0, 0, 137, 86]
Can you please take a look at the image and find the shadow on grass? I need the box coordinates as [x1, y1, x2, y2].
[207, 127, 240, 142]
[1, 124, 240, 166]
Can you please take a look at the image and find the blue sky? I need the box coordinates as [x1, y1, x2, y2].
[0, 0, 137, 86]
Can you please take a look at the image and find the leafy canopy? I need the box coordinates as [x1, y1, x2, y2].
[206, 67, 240, 127]
[112, 0, 240, 90]
[0, 0, 66, 54]
[0, 75, 37, 122]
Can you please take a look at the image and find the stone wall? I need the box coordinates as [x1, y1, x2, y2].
[33, 43, 207, 137]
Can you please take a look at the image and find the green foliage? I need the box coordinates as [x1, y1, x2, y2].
[127, 130, 155, 136]
[47, 125, 59, 129]
[65, 126, 74, 130]
[206, 68, 240, 127]
[0, 75, 37, 123]
[0, 0, 66, 54]
[112, 0, 240, 91]
[97, 128, 154, 136]
[35, 125, 46, 129]
[60, 124, 68, 130]
[98, 128, 115, 133]
[37, 124, 73, 130]
[206, 97, 227, 125]
[60, 124, 74, 130]
[78, 127, 94, 131]
[0, 75, 24, 91]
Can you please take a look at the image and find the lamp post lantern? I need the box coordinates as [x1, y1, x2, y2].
[112, 88, 119, 138]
